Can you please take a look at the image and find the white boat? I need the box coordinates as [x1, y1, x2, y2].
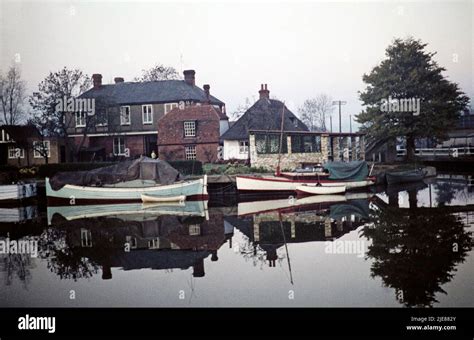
[236, 175, 374, 193]
[0, 182, 37, 201]
[296, 184, 346, 196]
[141, 194, 186, 203]
[46, 176, 207, 203]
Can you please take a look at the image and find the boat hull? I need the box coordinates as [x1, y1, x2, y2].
[296, 184, 346, 196]
[46, 176, 208, 205]
[386, 171, 425, 185]
[236, 175, 374, 193]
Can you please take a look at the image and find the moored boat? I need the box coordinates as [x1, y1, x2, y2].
[46, 157, 208, 204]
[0, 182, 37, 202]
[386, 169, 426, 185]
[296, 184, 346, 196]
[141, 194, 186, 203]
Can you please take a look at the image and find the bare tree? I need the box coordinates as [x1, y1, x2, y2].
[0, 65, 26, 125]
[298, 94, 333, 131]
[135, 64, 182, 81]
[229, 97, 253, 121]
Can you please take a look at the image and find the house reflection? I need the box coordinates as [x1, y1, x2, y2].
[45, 202, 231, 280]
[227, 197, 372, 267]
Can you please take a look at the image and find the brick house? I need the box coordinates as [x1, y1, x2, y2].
[69, 70, 227, 161]
[157, 104, 224, 163]
[0, 125, 63, 166]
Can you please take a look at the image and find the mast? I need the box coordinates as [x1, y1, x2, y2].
[276, 102, 285, 176]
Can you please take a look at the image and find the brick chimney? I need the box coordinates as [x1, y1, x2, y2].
[203, 84, 210, 104]
[114, 77, 124, 84]
[183, 70, 195, 86]
[259, 84, 270, 99]
[92, 74, 102, 89]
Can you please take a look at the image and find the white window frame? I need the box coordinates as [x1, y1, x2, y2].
[120, 106, 131, 125]
[142, 105, 153, 124]
[239, 140, 249, 154]
[113, 137, 126, 155]
[184, 121, 196, 137]
[148, 238, 160, 249]
[75, 111, 86, 127]
[164, 103, 178, 114]
[8, 146, 25, 159]
[189, 224, 201, 236]
[80, 228, 92, 248]
[33, 141, 50, 158]
[185, 145, 197, 160]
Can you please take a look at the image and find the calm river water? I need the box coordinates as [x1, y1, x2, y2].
[1, 173, 473, 307]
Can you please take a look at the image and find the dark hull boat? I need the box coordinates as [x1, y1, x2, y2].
[386, 169, 426, 185]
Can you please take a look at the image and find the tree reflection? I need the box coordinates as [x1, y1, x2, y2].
[38, 227, 99, 281]
[362, 202, 473, 307]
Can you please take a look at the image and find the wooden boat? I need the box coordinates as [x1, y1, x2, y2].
[0, 182, 37, 201]
[236, 175, 374, 193]
[386, 169, 426, 185]
[141, 194, 185, 203]
[296, 184, 346, 196]
[46, 175, 207, 204]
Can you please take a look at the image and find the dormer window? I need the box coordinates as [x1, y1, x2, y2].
[290, 117, 298, 128]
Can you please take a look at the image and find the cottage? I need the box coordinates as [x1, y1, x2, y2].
[0, 125, 63, 166]
[69, 70, 227, 161]
[157, 104, 225, 162]
[221, 84, 307, 160]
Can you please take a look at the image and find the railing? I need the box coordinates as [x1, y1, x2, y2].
[396, 146, 474, 158]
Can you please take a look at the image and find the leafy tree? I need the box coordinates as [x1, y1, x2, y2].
[135, 64, 181, 81]
[298, 94, 333, 131]
[0, 65, 26, 125]
[29, 67, 91, 161]
[357, 38, 469, 161]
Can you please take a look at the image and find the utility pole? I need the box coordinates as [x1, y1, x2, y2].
[332, 100, 347, 133]
[329, 116, 333, 132]
[349, 115, 352, 133]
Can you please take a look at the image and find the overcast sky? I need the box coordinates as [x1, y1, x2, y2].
[1, 0, 472, 131]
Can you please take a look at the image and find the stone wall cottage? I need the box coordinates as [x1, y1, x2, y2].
[69, 70, 227, 161]
[157, 104, 224, 163]
[220, 84, 308, 161]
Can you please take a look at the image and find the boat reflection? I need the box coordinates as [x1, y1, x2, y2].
[41, 200, 233, 280]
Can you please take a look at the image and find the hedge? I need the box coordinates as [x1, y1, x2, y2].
[168, 160, 203, 176]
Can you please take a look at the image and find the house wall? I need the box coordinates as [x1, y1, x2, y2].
[219, 120, 230, 136]
[6, 139, 61, 166]
[249, 134, 329, 170]
[223, 140, 249, 160]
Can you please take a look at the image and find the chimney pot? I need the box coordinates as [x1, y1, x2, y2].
[114, 77, 124, 84]
[258, 83, 270, 99]
[202, 84, 211, 104]
[183, 69, 196, 86]
[92, 74, 102, 89]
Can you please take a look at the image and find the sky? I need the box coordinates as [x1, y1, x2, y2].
[1, 0, 473, 131]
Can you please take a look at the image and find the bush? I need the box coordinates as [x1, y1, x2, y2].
[168, 160, 203, 176]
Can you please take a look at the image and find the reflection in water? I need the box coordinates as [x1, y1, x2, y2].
[1, 174, 473, 307]
[365, 186, 473, 307]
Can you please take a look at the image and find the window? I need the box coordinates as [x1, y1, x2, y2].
[239, 141, 249, 154]
[96, 110, 108, 126]
[120, 106, 131, 125]
[113, 137, 126, 155]
[125, 236, 137, 249]
[185, 145, 197, 160]
[80, 229, 92, 248]
[8, 146, 25, 159]
[75, 111, 86, 127]
[184, 121, 196, 137]
[290, 117, 298, 128]
[189, 224, 201, 236]
[33, 141, 50, 158]
[148, 238, 160, 249]
[291, 135, 321, 153]
[142, 105, 153, 124]
[164, 103, 178, 114]
[255, 134, 287, 154]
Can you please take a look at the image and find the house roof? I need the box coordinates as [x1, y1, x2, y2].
[220, 98, 308, 141]
[79, 80, 224, 106]
[163, 104, 228, 121]
[1, 125, 40, 143]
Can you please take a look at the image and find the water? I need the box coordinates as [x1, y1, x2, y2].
[1, 173, 473, 307]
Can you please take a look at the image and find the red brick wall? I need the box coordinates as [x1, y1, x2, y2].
[157, 105, 220, 162]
